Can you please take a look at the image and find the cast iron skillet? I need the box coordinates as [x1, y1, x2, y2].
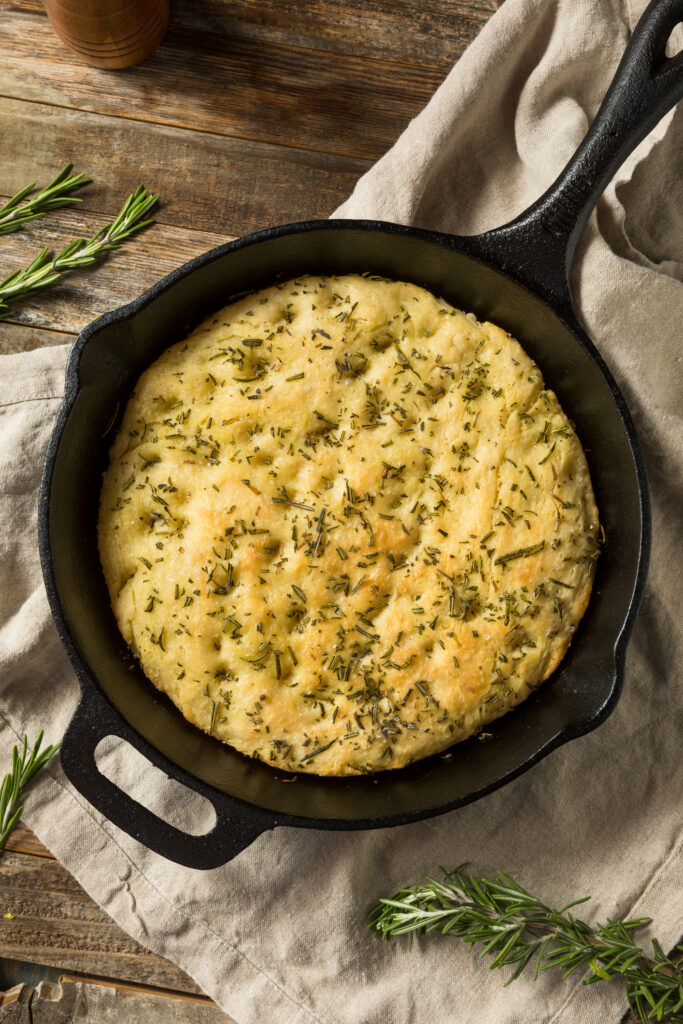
[40, 0, 682, 868]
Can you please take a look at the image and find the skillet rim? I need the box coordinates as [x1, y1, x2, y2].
[38, 217, 651, 833]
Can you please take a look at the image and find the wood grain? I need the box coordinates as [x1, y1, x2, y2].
[0, 98, 368, 237]
[0, 979, 233, 1022]
[0, 823, 55, 859]
[0, 323, 74, 355]
[0, 958, 64, 992]
[0, 850, 202, 994]
[8, 0, 501, 70]
[0, 4, 445, 162]
[176, 0, 502, 66]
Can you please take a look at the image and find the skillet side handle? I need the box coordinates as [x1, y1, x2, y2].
[480, 0, 683, 315]
[60, 692, 271, 869]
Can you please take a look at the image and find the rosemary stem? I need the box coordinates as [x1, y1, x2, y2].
[0, 731, 60, 850]
[0, 164, 91, 236]
[0, 184, 158, 319]
[369, 866, 683, 1023]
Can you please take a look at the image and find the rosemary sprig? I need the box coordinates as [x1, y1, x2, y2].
[370, 866, 683, 1023]
[0, 731, 60, 850]
[0, 164, 91, 236]
[0, 184, 159, 319]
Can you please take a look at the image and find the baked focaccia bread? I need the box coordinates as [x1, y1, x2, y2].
[98, 275, 599, 776]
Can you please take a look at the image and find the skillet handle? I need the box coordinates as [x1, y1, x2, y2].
[478, 0, 683, 315]
[60, 690, 271, 869]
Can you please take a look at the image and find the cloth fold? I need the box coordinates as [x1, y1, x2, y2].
[1, 1, 681, 1021]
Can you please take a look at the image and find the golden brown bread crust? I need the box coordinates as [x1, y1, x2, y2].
[98, 275, 600, 775]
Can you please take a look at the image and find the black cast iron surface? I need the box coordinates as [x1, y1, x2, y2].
[39, 0, 682, 867]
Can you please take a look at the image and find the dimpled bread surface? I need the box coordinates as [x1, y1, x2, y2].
[98, 275, 600, 776]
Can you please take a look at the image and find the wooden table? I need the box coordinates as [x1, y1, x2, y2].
[0, 1, 504, 1018]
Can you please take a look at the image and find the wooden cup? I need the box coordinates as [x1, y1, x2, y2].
[41, 0, 169, 70]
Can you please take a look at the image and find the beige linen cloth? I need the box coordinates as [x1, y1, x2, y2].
[1, 0, 681, 1021]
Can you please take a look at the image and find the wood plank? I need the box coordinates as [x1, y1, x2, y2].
[1, 958, 208, 999]
[0, 323, 74, 356]
[0, 960, 219, 1007]
[0, 850, 202, 994]
[9, 0, 501, 70]
[0, 959, 63, 992]
[0, 98, 368, 236]
[0, 203, 233, 332]
[0, 823, 56, 859]
[0, 980, 234, 1022]
[0, 4, 445, 163]
[173, 0, 502, 66]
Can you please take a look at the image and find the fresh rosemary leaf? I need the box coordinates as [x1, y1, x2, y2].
[0, 164, 90, 236]
[369, 865, 683, 1023]
[0, 731, 60, 850]
[0, 184, 159, 319]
